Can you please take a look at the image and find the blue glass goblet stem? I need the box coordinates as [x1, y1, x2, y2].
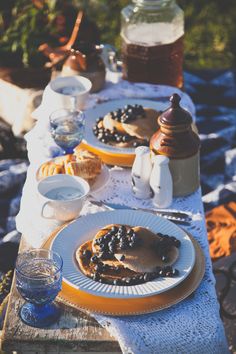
[16, 249, 63, 328]
[49, 109, 85, 155]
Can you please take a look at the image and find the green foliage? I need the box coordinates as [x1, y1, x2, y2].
[0, 0, 235, 69]
[0, 0, 58, 67]
[178, 0, 236, 69]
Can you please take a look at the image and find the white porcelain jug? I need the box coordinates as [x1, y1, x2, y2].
[131, 146, 152, 199]
[150, 155, 173, 208]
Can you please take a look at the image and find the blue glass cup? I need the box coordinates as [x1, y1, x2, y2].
[49, 109, 85, 154]
[16, 249, 63, 328]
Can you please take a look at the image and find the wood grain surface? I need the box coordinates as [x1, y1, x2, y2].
[1, 238, 121, 354]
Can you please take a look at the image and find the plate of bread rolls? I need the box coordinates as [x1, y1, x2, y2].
[36, 147, 110, 193]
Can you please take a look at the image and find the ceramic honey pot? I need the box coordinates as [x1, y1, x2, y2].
[150, 93, 200, 197]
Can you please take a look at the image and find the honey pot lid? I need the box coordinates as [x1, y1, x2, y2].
[159, 94, 192, 126]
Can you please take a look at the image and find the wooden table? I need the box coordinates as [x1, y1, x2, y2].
[1, 238, 122, 354]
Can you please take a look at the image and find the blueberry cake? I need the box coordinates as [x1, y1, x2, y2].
[93, 104, 161, 148]
[76, 224, 181, 286]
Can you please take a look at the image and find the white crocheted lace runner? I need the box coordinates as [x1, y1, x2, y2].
[16, 73, 229, 354]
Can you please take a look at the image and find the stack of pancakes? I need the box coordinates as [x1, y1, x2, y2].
[76, 224, 181, 286]
[93, 104, 161, 148]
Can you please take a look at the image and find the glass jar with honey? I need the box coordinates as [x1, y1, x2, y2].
[121, 0, 184, 87]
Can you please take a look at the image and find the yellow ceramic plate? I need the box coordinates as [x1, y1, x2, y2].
[43, 225, 204, 316]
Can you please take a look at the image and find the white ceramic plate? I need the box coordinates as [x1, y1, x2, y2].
[83, 99, 169, 155]
[36, 163, 110, 194]
[89, 164, 110, 193]
[51, 210, 195, 298]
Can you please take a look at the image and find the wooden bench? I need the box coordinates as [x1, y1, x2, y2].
[0, 238, 122, 354]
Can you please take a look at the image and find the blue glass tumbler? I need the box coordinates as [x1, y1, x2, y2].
[16, 249, 63, 328]
[49, 109, 85, 154]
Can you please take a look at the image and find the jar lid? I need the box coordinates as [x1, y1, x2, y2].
[159, 94, 192, 126]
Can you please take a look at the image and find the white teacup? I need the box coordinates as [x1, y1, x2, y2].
[37, 174, 90, 221]
[32, 75, 92, 120]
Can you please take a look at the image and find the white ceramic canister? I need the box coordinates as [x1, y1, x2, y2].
[149, 155, 173, 208]
[32, 75, 92, 120]
[131, 146, 152, 199]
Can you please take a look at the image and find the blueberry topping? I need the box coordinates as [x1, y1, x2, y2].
[93, 272, 100, 281]
[94, 263, 104, 272]
[108, 240, 115, 247]
[102, 264, 109, 271]
[174, 239, 181, 248]
[114, 266, 120, 273]
[125, 278, 131, 284]
[99, 244, 106, 252]
[109, 245, 116, 254]
[93, 108, 148, 146]
[111, 226, 118, 233]
[113, 279, 120, 285]
[165, 266, 172, 272]
[104, 233, 112, 241]
[91, 255, 99, 264]
[143, 273, 151, 282]
[158, 269, 165, 276]
[120, 241, 128, 250]
[142, 140, 149, 146]
[82, 249, 92, 259]
[161, 255, 168, 263]
[119, 225, 126, 232]
[172, 268, 179, 276]
[131, 232, 137, 241]
[116, 233, 122, 240]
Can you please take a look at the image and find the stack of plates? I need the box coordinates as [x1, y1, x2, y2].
[45, 210, 205, 316]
